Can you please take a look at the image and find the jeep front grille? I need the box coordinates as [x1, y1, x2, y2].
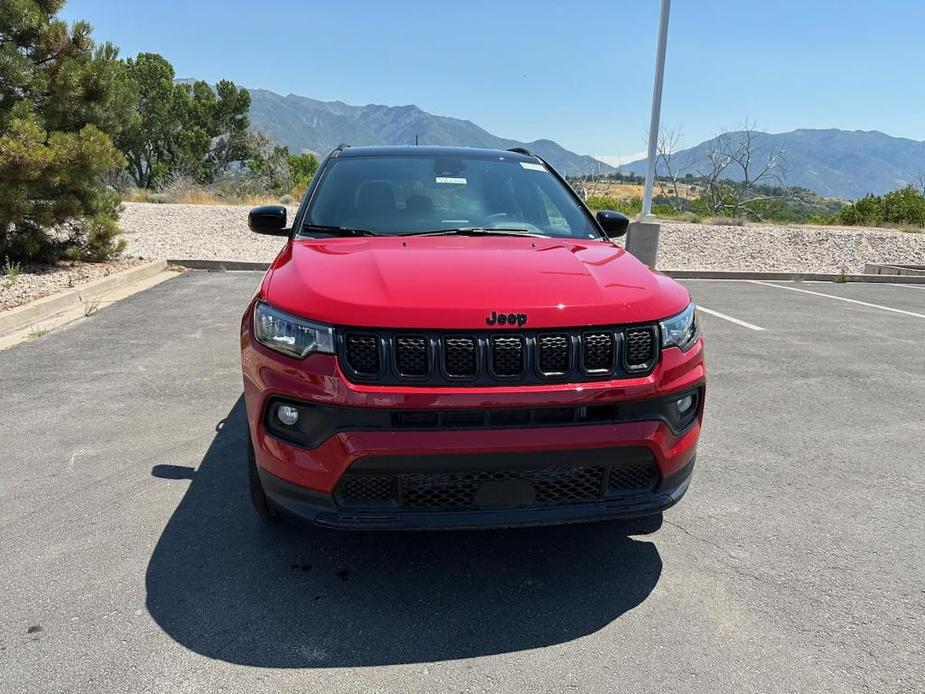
[339, 325, 659, 386]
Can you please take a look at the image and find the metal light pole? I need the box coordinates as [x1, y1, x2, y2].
[639, 0, 671, 223]
[626, 0, 671, 267]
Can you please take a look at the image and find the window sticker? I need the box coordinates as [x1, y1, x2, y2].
[520, 162, 546, 172]
[435, 176, 467, 184]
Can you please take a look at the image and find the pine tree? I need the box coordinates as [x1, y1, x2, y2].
[0, 0, 127, 262]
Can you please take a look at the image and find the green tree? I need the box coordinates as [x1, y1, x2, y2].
[287, 152, 319, 199]
[0, 0, 127, 262]
[245, 131, 292, 194]
[117, 54, 252, 187]
[245, 134, 318, 197]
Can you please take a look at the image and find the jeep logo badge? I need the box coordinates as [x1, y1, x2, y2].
[485, 311, 527, 327]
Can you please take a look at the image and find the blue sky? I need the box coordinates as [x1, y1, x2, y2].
[63, 0, 925, 164]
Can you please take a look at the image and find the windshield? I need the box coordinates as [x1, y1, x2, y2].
[302, 154, 601, 239]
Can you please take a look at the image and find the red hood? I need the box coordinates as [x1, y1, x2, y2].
[264, 236, 690, 329]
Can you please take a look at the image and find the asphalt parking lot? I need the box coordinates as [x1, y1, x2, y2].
[1, 272, 923, 693]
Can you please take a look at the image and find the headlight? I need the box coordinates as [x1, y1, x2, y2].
[660, 301, 699, 351]
[253, 301, 335, 359]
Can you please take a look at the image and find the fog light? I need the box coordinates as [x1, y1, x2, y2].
[676, 395, 694, 414]
[277, 404, 300, 426]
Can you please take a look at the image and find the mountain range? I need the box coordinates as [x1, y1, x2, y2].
[235, 85, 925, 200]
[245, 88, 615, 176]
[619, 129, 925, 200]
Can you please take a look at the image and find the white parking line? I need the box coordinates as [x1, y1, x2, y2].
[888, 283, 925, 291]
[748, 280, 925, 319]
[697, 306, 766, 331]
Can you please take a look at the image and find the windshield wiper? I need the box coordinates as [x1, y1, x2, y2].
[399, 226, 548, 238]
[301, 224, 380, 237]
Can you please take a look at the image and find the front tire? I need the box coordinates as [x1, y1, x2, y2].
[247, 430, 278, 520]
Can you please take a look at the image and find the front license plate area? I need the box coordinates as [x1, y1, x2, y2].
[473, 480, 536, 508]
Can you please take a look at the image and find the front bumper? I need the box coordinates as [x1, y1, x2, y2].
[259, 457, 695, 530]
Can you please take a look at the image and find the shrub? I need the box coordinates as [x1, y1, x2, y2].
[838, 185, 925, 228]
[707, 216, 748, 227]
[79, 209, 127, 261]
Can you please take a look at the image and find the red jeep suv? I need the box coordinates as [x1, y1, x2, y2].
[241, 145, 704, 529]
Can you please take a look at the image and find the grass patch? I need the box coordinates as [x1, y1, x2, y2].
[2, 257, 23, 291]
[81, 297, 100, 316]
[705, 216, 748, 227]
[123, 187, 283, 207]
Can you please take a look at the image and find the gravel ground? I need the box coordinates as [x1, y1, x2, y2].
[656, 221, 925, 273]
[0, 258, 146, 312]
[118, 201, 925, 273]
[120, 202, 294, 263]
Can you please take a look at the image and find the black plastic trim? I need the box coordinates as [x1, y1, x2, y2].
[256, 457, 696, 530]
[262, 387, 703, 450]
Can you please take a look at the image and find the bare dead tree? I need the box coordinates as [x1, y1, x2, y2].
[695, 121, 795, 221]
[568, 159, 609, 202]
[915, 173, 925, 195]
[655, 127, 690, 214]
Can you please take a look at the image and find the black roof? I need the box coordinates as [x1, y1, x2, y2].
[336, 145, 538, 162]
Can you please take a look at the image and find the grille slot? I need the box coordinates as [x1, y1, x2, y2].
[537, 334, 570, 374]
[491, 335, 525, 377]
[582, 332, 615, 372]
[344, 334, 381, 375]
[607, 461, 659, 493]
[395, 335, 429, 376]
[443, 336, 477, 377]
[338, 475, 397, 506]
[625, 328, 655, 369]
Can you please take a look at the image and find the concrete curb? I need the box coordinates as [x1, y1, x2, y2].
[662, 270, 925, 283]
[864, 263, 925, 277]
[168, 259, 270, 272]
[0, 259, 168, 334]
[165, 259, 925, 284]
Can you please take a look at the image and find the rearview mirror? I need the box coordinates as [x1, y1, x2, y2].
[248, 205, 288, 235]
[596, 210, 630, 237]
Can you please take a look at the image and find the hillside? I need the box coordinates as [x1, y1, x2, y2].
[619, 129, 925, 200]
[245, 88, 614, 176]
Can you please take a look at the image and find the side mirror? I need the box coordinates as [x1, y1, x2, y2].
[248, 205, 288, 235]
[596, 210, 630, 237]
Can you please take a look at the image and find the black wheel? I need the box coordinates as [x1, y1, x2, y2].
[247, 430, 278, 520]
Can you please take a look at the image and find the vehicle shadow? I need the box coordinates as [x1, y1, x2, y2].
[145, 396, 664, 667]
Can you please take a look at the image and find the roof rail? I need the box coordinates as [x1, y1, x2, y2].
[330, 143, 351, 158]
[506, 147, 534, 156]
